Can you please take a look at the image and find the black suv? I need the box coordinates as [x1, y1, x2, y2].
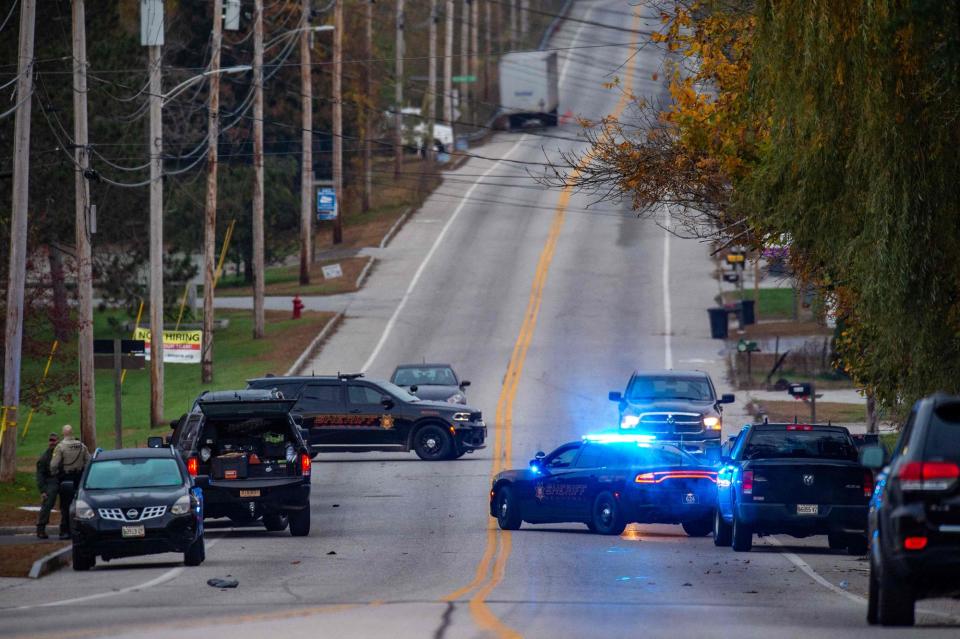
[609, 370, 734, 454]
[863, 393, 960, 626]
[67, 448, 204, 570]
[246, 374, 486, 460]
[170, 390, 312, 536]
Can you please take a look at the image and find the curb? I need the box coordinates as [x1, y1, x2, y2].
[355, 256, 376, 290]
[379, 207, 414, 249]
[284, 311, 344, 376]
[28, 545, 71, 579]
[0, 526, 34, 536]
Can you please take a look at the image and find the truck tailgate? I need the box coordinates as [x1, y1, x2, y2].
[747, 459, 868, 505]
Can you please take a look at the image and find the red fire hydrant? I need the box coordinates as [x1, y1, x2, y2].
[292, 294, 304, 320]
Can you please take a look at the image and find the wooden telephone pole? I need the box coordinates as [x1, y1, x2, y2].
[483, 0, 491, 102]
[252, 0, 265, 338]
[362, 0, 373, 213]
[332, 0, 343, 244]
[299, 0, 313, 284]
[443, 0, 454, 128]
[73, 0, 96, 446]
[147, 36, 165, 427]
[0, 0, 36, 481]
[394, 0, 405, 178]
[202, 0, 223, 382]
[460, 0, 470, 121]
[471, 0, 479, 116]
[427, 0, 437, 163]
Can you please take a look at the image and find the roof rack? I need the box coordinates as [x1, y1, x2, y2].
[337, 372, 364, 380]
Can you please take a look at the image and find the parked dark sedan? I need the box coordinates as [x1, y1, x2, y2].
[490, 434, 718, 536]
[68, 448, 204, 570]
[390, 363, 470, 404]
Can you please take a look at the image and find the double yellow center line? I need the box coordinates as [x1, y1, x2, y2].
[441, 8, 645, 637]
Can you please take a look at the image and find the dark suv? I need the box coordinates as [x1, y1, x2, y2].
[67, 448, 204, 570]
[171, 390, 313, 536]
[609, 370, 734, 454]
[863, 393, 960, 626]
[246, 374, 486, 460]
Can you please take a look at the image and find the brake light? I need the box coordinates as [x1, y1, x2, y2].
[863, 470, 874, 498]
[898, 461, 960, 491]
[634, 471, 716, 484]
[786, 425, 813, 431]
[635, 473, 656, 484]
[904, 536, 928, 551]
[187, 457, 199, 477]
[742, 470, 754, 495]
[300, 453, 311, 477]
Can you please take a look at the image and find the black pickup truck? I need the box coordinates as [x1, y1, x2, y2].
[714, 423, 871, 554]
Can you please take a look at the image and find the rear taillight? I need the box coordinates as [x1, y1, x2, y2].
[187, 457, 199, 477]
[898, 461, 960, 491]
[300, 453, 311, 477]
[742, 470, 754, 495]
[863, 470, 875, 498]
[635, 473, 656, 484]
[786, 425, 813, 431]
[904, 536, 928, 551]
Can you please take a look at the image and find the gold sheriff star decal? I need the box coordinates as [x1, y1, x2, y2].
[380, 414, 395, 430]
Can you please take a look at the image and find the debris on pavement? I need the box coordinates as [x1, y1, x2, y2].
[207, 578, 239, 589]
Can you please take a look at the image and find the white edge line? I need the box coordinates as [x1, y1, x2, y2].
[360, 134, 530, 372]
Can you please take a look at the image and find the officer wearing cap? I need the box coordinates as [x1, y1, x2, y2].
[50, 425, 91, 539]
[35, 433, 60, 539]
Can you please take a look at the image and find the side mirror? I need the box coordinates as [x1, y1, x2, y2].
[147, 436, 164, 448]
[381, 396, 395, 410]
[529, 452, 546, 472]
[608, 391, 622, 402]
[720, 393, 736, 404]
[860, 445, 886, 470]
[460, 380, 471, 389]
[409, 385, 418, 394]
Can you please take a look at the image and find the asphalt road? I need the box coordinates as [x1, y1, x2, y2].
[2, 2, 958, 637]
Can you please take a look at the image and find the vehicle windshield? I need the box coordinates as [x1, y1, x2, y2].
[84, 458, 183, 490]
[393, 366, 457, 387]
[626, 376, 714, 402]
[375, 380, 421, 402]
[585, 443, 697, 468]
[926, 403, 960, 461]
[744, 430, 858, 461]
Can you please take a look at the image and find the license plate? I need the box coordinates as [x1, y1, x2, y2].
[239, 489, 260, 498]
[797, 504, 819, 515]
[121, 525, 145, 538]
[682, 492, 698, 505]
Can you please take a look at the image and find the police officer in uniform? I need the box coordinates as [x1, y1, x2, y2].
[35, 433, 60, 539]
[50, 424, 91, 539]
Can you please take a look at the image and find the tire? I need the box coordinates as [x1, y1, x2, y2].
[847, 535, 869, 556]
[731, 514, 753, 552]
[877, 564, 915, 626]
[413, 424, 453, 461]
[495, 486, 522, 531]
[183, 536, 205, 566]
[289, 507, 311, 537]
[713, 509, 732, 547]
[867, 560, 880, 625]
[71, 543, 95, 571]
[828, 532, 847, 550]
[591, 492, 626, 536]
[682, 514, 713, 537]
[263, 513, 289, 532]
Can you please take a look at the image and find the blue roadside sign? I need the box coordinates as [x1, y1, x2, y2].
[316, 188, 337, 221]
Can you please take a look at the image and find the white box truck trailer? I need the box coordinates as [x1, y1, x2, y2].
[498, 51, 559, 128]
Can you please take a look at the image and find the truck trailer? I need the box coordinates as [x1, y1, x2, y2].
[498, 51, 559, 128]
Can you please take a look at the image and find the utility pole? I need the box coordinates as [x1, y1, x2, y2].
[520, 0, 528, 41]
[460, 0, 470, 122]
[427, 0, 437, 163]
[394, 0, 404, 178]
[443, 0, 454, 130]
[299, 0, 312, 285]
[148, 40, 165, 427]
[252, 0, 265, 338]
[0, 0, 36, 481]
[73, 0, 96, 447]
[471, 0, 479, 115]
[361, 0, 373, 213]
[483, 0, 491, 102]
[202, 0, 223, 383]
[332, 0, 343, 244]
[509, 0, 517, 49]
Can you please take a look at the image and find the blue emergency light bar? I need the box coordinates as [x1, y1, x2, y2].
[582, 433, 657, 444]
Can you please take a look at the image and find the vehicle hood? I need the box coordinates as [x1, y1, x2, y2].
[404, 384, 462, 402]
[621, 399, 717, 415]
[413, 399, 480, 415]
[494, 468, 531, 483]
[80, 486, 186, 507]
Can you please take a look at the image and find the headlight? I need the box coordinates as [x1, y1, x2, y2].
[620, 415, 640, 429]
[702, 416, 721, 430]
[74, 499, 95, 520]
[200, 446, 212, 462]
[171, 494, 192, 515]
[285, 443, 296, 463]
[452, 412, 471, 422]
[447, 392, 465, 404]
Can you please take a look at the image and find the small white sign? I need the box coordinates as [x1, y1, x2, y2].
[322, 263, 343, 280]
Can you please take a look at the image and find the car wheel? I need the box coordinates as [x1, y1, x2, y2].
[878, 563, 915, 626]
[713, 509, 732, 547]
[847, 535, 868, 556]
[263, 513, 289, 532]
[731, 514, 753, 552]
[184, 536, 205, 566]
[413, 424, 453, 461]
[828, 532, 847, 550]
[867, 558, 880, 625]
[495, 486, 522, 531]
[682, 514, 713, 537]
[71, 543, 95, 571]
[289, 507, 311, 537]
[591, 492, 626, 536]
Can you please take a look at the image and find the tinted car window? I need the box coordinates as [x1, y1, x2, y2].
[394, 367, 458, 386]
[925, 403, 960, 461]
[744, 430, 858, 461]
[86, 459, 183, 489]
[348, 384, 384, 405]
[260, 381, 304, 398]
[575, 445, 605, 468]
[299, 384, 342, 410]
[626, 375, 713, 401]
[547, 444, 581, 468]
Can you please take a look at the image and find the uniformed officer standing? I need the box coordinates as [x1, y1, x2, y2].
[50, 424, 91, 539]
[35, 433, 60, 539]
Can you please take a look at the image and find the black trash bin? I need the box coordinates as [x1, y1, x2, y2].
[739, 299, 756, 326]
[708, 307, 729, 339]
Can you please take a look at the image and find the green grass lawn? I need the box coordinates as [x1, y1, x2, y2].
[722, 287, 797, 320]
[12, 309, 333, 467]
